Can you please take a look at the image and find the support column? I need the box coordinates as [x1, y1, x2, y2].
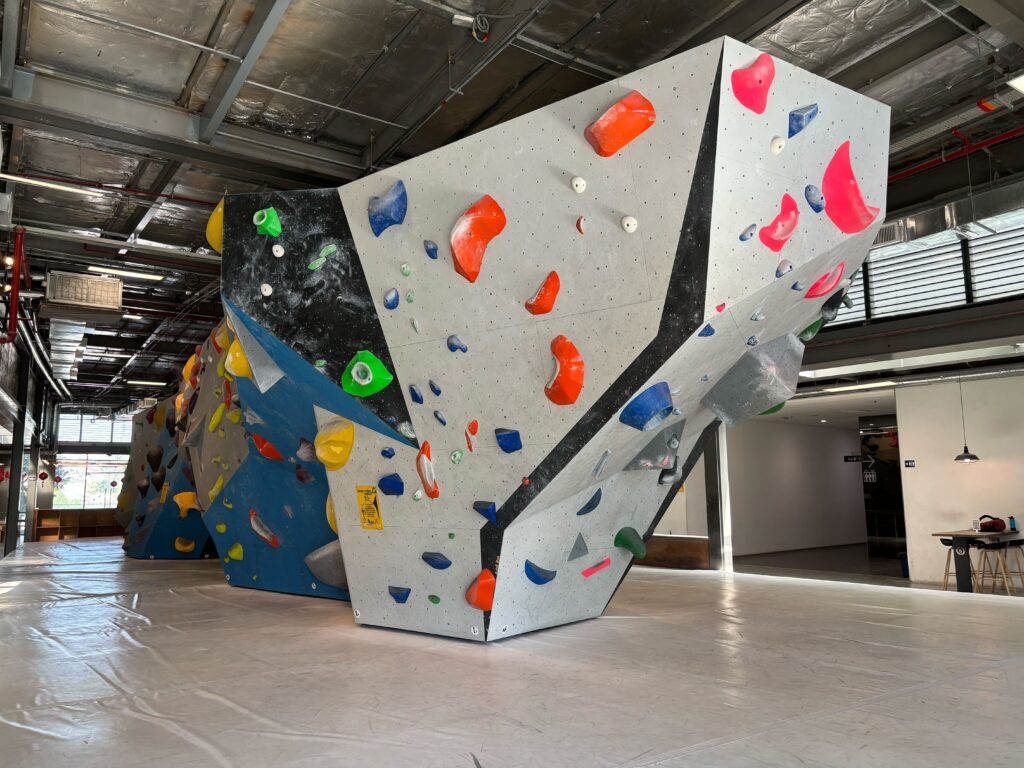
[3, 350, 30, 556]
[24, 383, 45, 543]
[703, 423, 733, 572]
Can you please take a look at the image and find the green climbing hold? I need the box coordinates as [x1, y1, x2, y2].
[799, 318, 824, 343]
[315, 359, 327, 368]
[760, 402, 785, 415]
[448, 532, 455, 539]
[253, 207, 282, 237]
[308, 255, 327, 270]
[341, 350, 394, 397]
[428, 594, 441, 604]
[614, 527, 647, 559]
[450, 449, 464, 465]
[405, 289, 415, 304]
[401, 262, 412, 277]
[412, 489, 423, 501]
[319, 243, 338, 259]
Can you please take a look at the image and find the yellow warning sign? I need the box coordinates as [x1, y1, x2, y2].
[356, 485, 383, 530]
[160, 483, 170, 503]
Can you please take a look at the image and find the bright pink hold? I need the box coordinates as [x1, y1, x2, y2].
[731, 53, 775, 115]
[759, 193, 799, 253]
[715, 303, 726, 313]
[822, 141, 880, 234]
[582, 557, 611, 578]
[805, 262, 845, 299]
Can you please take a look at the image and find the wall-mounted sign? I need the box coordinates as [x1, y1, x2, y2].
[844, 455, 869, 462]
[904, 459, 916, 468]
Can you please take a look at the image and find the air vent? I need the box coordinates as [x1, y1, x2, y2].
[45, 271, 122, 310]
[872, 221, 904, 248]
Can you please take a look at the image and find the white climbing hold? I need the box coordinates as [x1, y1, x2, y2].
[621, 215, 638, 234]
[770, 136, 785, 155]
[272, 244, 285, 258]
[260, 283, 273, 297]
[571, 176, 587, 193]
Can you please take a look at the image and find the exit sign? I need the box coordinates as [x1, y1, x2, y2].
[905, 460, 916, 468]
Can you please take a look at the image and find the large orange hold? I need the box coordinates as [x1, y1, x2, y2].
[584, 91, 656, 157]
[465, 568, 496, 612]
[545, 335, 585, 406]
[525, 271, 560, 315]
[450, 195, 506, 283]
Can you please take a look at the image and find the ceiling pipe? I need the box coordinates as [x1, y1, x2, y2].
[889, 125, 1024, 183]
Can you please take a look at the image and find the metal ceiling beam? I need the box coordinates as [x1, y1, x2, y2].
[120, 161, 186, 243]
[199, 0, 293, 143]
[0, 0, 20, 96]
[957, 0, 1024, 47]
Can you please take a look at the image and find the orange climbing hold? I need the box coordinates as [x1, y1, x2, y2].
[584, 91, 656, 157]
[465, 568, 496, 611]
[416, 441, 440, 499]
[252, 434, 284, 461]
[525, 271, 560, 315]
[465, 419, 479, 452]
[545, 335, 585, 406]
[450, 194, 506, 283]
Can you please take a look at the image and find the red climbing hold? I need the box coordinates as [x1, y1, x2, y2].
[759, 193, 799, 253]
[525, 271, 560, 315]
[465, 568, 496, 612]
[416, 441, 440, 499]
[584, 90, 656, 157]
[805, 261, 845, 299]
[223, 379, 233, 407]
[252, 434, 284, 461]
[731, 53, 774, 115]
[575, 216, 585, 234]
[450, 195, 506, 283]
[582, 557, 612, 578]
[715, 303, 726, 313]
[545, 335, 585, 406]
[465, 420, 479, 453]
[822, 141, 879, 234]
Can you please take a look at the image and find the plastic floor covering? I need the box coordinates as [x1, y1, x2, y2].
[2, 538, 1023, 767]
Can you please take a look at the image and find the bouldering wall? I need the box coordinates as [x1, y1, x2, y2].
[214, 36, 887, 641]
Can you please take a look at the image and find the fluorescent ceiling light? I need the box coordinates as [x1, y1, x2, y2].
[1008, 73, 1024, 95]
[122, 313, 145, 320]
[87, 265, 163, 281]
[821, 380, 898, 393]
[125, 380, 166, 386]
[0, 172, 112, 198]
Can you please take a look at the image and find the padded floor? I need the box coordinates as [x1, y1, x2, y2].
[2, 538, 1023, 767]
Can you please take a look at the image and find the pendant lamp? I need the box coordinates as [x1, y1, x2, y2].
[954, 377, 979, 463]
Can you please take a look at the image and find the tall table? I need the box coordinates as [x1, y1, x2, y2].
[932, 529, 1021, 592]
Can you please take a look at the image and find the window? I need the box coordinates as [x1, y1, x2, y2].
[58, 412, 134, 446]
[867, 235, 966, 319]
[52, 453, 129, 509]
[969, 226, 1024, 302]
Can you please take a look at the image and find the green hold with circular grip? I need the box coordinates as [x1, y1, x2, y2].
[760, 402, 785, 416]
[253, 207, 282, 237]
[798, 317, 824, 343]
[341, 350, 394, 397]
[614, 526, 647, 559]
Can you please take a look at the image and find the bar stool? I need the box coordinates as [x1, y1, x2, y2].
[977, 541, 1014, 595]
[941, 538, 984, 591]
[1004, 539, 1024, 592]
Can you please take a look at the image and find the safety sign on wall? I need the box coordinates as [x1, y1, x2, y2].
[356, 485, 383, 530]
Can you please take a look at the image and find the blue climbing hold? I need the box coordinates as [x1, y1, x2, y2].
[576, 488, 602, 516]
[619, 381, 674, 431]
[700, 373, 710, 382]
[429, 379, 441, 396]
[409, 384, 423, 404]
[788, 104, 819, 138]
[473, 500, 497, 524]
[698, 324, 715, 337]
[379, 473, 404, 496]
[524, 560, 556, 585]
[381, 447, 395, 459]
[746, 335, 759, 347]
[368, 179, 407, 237]
[422, 551, 452, 570]
[739, 224, 756, 241]
[383, 288, 399, 310]
[804, 184, 825, 213]
[433, 410, 447, 426]
[447, 334, 468, 353]
[776, 259, 794, 278]
[389, 586, 411, 603]
[791, 281, 805, 291]
[424, 239, 439, 260]
[495, 428, 523, 453]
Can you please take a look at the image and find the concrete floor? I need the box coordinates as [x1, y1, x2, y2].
[734, 543, 916, 588]
[2, 538, 1024, 767]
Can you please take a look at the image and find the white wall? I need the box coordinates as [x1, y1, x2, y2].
[656, 454, 707, 536]
[726, 421, 867, 556]
[896, 376, 1024, 584]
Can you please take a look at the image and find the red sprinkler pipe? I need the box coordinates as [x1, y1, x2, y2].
[889, 125, 1024, 183]
[0, 226, 25, 344]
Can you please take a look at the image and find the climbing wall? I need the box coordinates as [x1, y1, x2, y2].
[216, 36, 888, 641]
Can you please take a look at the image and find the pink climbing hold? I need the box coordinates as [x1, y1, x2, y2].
[715, 302, 726, 313]
[582, 557, 612, 578]
[731, 53, 775, 115]
[759, 193, 799, 253]
[525, 271, 560, 315]
[575, 216, 585, 235]
[584, 91, 656, 157]
[805, 261, 845, 299]
[450, 195, 507, 283]
[822, 141, 880, 234]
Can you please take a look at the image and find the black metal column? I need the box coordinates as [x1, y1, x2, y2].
[3, 351, 30, 556]
[960, 238, 975, 304]
[704, 424, 726, 570]
[25, 382, 44, 543]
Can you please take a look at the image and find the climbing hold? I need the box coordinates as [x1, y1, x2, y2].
[428, 595, 441, 604]
[207, 403, 225, 433]
[433, 410, 447, 426]
[805, 262, 845, 299]
[545, 335, 585, 406]
[314, 417, 355, 470]
[770, 136, 785, 155]
[249, 509, 280, 548]
[215, 522, 227, 534]
[297, 438, 315, 462]
[416, 441, 440, 499]
[775, 259, 794, 278]
[172, 491, 198, 519]
[698, 324, 715, 337]
[821, 290, 846, 322]
[252, 434, 284, 461]
[272, 244, 285, 258]
[524, 560, 557, 585]
[423, 240, 438, 260]
[206, 198, 224, 252]
[398, 421, 416, 440]
[621, 215, 638, 233]
[760, 402, 785, 415]
[381, 447, 395, 459]
[383, 288, 400, 310]
[715, 302, 727, 313]
[791, 281, 805, 291]
[495, 428, 523, 453]
[614, 526, 647, 558]
[253, 207, 282, 237]
[379, 473, 404, 496]
[465, 569, 496, 611]
[842, 294, 854, 309]
[411, 317, 420, 334]
[576, 487, 602, 516]
[473, 500, 496, 524]
[325, 496, 336, 533]
[447, 334, 468, 353]
[341, 350, 394, 397]
[739, 224, 756, 241]
[259, 283, 273, 297]
[409, 384, 424, 404]
[582, 557, 611, 578]
[226, 542, 244, 561]
[389, 586, 411, 603]
[731, 53, 774, 114]
[746, 335, 759, 347]
[429, 379, 441, 396]
[450, 194, 506, 283]
[524, 271, 560, 315]
[759, 193, 799, 252]
[224, 337, 252, 379]
[465, 420, 479, 452]
[799, 318, 824, 342]
[422, 551, 452, 570]
[368, 179, 408, 236]
[619, 381, 673, 431]
[146, 446, 164, 472]
[226, 408, 242, 424]
[584, 90, 656, 157]
[207, 474, 224, 503]
[450, 449, 463, 464]
[571, 176, 587, 193]
[568, 533, 589, 561]
[822, 141, 879, 234]
[309, 244, 336, 271]
[805, 184, 825, 213]
[788, 103, 819, 137]
[405, 289, 415, 304]
[400, 262, 412, 277]
[174, 537, 196, 553]
[576, 216, 586, 234]
[412, 489, 423, 501]
[593, 449, 611, 478]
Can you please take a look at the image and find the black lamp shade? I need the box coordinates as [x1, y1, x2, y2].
[954, 445, 980, 463]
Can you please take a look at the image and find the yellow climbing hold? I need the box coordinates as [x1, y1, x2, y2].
[182, 353, 198, 382]
[213, 322, 230, 351]
[208, 402, 225, 432]
[315, 417, 355, 471]
[215, 522, 227, 534]
[173, 491, 199, 519]
[224, 337, 252, 379]
[216, 352, 227, 378]
[227, 542, 244, 561]
[208, 473, 224, 503]
[174, 392, 184, 420]
[153, 404, 166, 430]
[174, 537, 196, 553]
[206, 198, 224, 253]
[226, 407, 242, 424]
[327, 495, 337, 534]
[223, 499, 233, 509]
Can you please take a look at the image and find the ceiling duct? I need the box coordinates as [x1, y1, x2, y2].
[40, 270, 126, 380]
[47, 317, 87, 381]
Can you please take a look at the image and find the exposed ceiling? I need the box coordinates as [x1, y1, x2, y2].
[2, 0, 1024, 409]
